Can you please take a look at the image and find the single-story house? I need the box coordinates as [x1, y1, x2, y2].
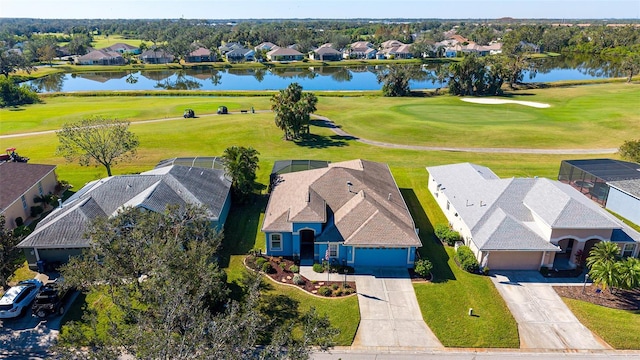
[558, 159, 640, 226]
[76, 50, 125, 65]
[17, 162, 231, 271]
[262, 159, 422, 269]
[266, 47, 304, 62]
[309, 46, 342, 61]
[381, 40, 405, 49]
[427, 163, 640, 271]
[0, 162, 57, 230]
[219, 42, 243, 55]
[225, 47, 255, 62]
[140, 49, 174, 64]
[103, 43, 140, 55]
[186, 47, 215, 62]
[344, 44, 377, 59]
[254, 42, 278, 52]
[382, 44, 413, 59]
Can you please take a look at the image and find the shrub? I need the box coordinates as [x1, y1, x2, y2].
[443, 230, 461, 246]
[312, 263, 324, 273]
[15, 217, 23, 227]
[292, 274, 305, 285]
[343, 287, 355, 295]
[454, 246, 479, 273]
[261, 262, 274, 274]
[434, 224, 450, 241]
[414, 259, 433, 278]
[318, 286, 332, 296]
[289, 265, 299, 273]
[279, 262, 287, 270]
[540, 267, 550, 276]
[255, 257, 267, 269]
[334, 289, 344, 296]
[331, 283, 339, 290]
[30, 205, 44, 217]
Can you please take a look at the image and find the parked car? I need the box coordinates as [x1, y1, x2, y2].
[183, 109, 195, 118]
[217, 106, 228, 114]
[0, 279, 43, 319]
[32, 278, 71, 318]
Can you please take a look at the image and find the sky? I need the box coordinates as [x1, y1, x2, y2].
[1, 0, 639, 20]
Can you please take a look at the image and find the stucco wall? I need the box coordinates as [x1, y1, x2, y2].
[550, 228, 612, 242]
[606, 187, 640, 227]
[2, 170, 57, 230]
[265, 232, 293, 256]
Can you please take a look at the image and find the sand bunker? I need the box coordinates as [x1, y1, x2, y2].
[461, 98, 551, 108]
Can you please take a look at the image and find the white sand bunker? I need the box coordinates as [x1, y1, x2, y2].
[461, 98, 550, 108]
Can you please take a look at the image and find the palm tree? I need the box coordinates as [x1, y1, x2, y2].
[586, 241, 619, 268]
[617, 257, 640, 290]
[586, 241, 621, 294]
[222, 146, 260, 203]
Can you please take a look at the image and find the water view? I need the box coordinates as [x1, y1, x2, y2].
[28, 56, 622, 93]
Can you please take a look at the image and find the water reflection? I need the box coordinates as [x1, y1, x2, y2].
[28, 56, 618, 93]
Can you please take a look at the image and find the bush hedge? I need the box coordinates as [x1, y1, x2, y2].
[434, 224, 461, 246]
[292, 274, 305, 285]
[312, 263, 324, 273]
[414, 259, 433, 278]
[289, 265, 299, 273]
[261, 262, 274, 274]
[454, 245, 479, 273]
[317, 286, 332, 296]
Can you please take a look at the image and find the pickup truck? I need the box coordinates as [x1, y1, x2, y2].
[31, 280, 71, 318]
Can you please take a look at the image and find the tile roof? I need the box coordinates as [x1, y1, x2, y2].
[263, 159, 421, 247]
[0, 163, 56, 211]
[18, 165, 231, 249]
[267, 47, 304, 56]
[189, 47, 211, 56]
[427, 163, 640, 252]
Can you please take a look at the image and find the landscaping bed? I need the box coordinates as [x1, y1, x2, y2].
[554, 286, 640, 310]
[245, 255, 356, 297]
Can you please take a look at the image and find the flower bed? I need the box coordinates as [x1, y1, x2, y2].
[245, 255, 356, 297]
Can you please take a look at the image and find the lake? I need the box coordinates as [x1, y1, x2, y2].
[28, 56, 622, 93]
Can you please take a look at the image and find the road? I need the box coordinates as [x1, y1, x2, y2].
[1, 112, 617, 155]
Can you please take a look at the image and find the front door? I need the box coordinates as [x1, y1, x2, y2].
[300, 230, 314, 261]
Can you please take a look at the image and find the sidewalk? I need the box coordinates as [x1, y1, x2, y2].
[299, 266, 357, 282]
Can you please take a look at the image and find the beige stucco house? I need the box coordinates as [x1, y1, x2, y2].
[0, 162, 57, 229]
[427, 163, 640, 270]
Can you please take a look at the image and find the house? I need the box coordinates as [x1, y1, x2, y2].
[345, 41, 377, 59]
[381, 40, 405, 49]
[102, 43, 140, 55]
[558, 159, 640, 226]
[310, 46, 342, 61]
[262, 159, 422, 269]
[140, 49, 174, 64]
[266, 47, 304, 62]
[17, 161, 232, 271]
[76, 50, 125, 65]
[0, 163, 57, 230]
[381, 44, 413, 59]
[427, 163, 640, 271]
[186, 47, 215, 63]
[225, 47, 255, 62]
[254, 42, 278, 52]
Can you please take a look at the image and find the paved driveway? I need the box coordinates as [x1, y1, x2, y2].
[491, 271, 610, 350]
[352, 268, 442, 349]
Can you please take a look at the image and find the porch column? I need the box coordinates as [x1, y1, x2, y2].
[34, 248, 41, 262]
[539, 251, 546, 268]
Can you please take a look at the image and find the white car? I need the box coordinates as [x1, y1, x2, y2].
[0, 279, 43, 319]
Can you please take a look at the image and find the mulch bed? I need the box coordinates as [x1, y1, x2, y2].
[409, 268, 433, 283]
[554, 285, 640, 311]
[246, 255, 357, 297]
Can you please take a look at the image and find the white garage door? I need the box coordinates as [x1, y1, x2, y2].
[488, 251, 542, 270]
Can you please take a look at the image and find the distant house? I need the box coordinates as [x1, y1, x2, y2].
[558, 159, 640, 227]
[225, 47, 255, 62]
[427, 163, 640, 271]
[17, 161, 232, 271]
[266, 47, 304, 62]
[140, 49, 174, 64]
[0, 162, 57, 230]
[381, 40, 405, 49]
[345, 41, 377, 59]
[262, 159, 422, 269]
[76, 50, 125, 65]
[310, 46, 342, 61]
[218, 42, 243, 55]
[382, 44, 413, 59]
[103, 43, 140, 55]
[254, 42, 278, 52]
[186, 47, 215, 63]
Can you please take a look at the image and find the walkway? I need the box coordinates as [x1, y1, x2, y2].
[0, 112, 617, 155]
[490, 271, 610, 350]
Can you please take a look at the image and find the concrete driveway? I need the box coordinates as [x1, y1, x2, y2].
[491, 271, 610, 350]
[352, 268, 442, 350]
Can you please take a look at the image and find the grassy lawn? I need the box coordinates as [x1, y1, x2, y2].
[562, 298, 640, 349]
[91, 35, 146, 49]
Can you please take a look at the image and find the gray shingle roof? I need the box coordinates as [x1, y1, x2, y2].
[607, 179, 640, 199]
[263, 159, 421, 247]
[18, 165, 230, 249]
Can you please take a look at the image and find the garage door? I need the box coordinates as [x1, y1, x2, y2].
[355, 247, 408, 267]
[488, 251, 542, 270]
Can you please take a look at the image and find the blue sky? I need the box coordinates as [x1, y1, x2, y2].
[2, 0, 638, 19]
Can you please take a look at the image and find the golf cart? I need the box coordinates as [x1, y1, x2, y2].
[0, 148, 29, 163]
[217, 106, 228, 115]
[183, 109, 195, 118]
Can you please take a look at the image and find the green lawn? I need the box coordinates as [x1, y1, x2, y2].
[562, 298, 640, 349]
[91, 35, 146, 49]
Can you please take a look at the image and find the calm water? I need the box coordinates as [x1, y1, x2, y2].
[28, 57, 620, 93]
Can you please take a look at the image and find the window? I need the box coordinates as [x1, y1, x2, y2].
[270, 233, 282, 251]
[329, 244, 337, 257]
[38, 181, 44, 196]
[21, 195, 27, 210]
[622, 243, 636, 258]
[446, 200, 450, 210]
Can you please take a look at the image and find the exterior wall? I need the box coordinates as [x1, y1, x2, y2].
[550, 228, 612, 243]
[215, 192, 232, 232]
[265, 232, 293, 256]
[2, 169, 57, 230]
[24, 248, 85, 271]
[487, 251, 544, 270]
[606, 187, 640, 226]
[427, 173, 472, 240]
